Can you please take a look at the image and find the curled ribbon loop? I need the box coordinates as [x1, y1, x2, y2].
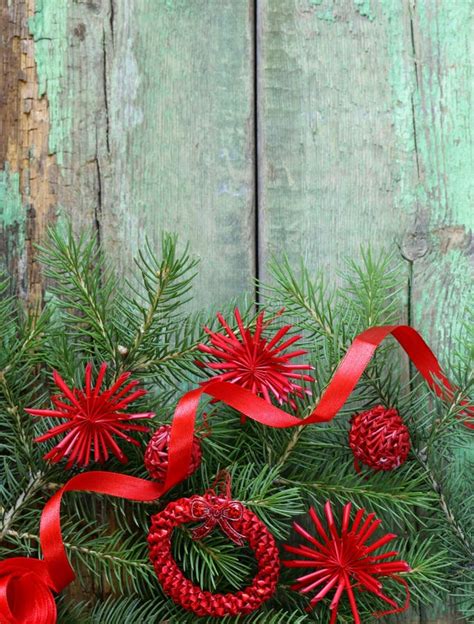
[191, 495, 245, 545]
[0, 558, 57, 624]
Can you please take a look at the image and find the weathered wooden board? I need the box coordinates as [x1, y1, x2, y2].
[257, 0, 411, 294]
[399, 0, 473, 359]
[0, 0, 58, 303]
[1, 0, 256, 311]
[257, 0, 473, 358]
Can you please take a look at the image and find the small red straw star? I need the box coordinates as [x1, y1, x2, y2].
[26, 363, 154, 469]
[197, 308, 314, 411]
[284, 501, 410, 623]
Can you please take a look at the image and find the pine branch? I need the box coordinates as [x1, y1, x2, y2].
[38, 225, 118, 361]
[1, 234, 471, 621]
[4, 527, 156, 594]
[0, 471, 45, 539]
[117, 234, 199, 377]
[274, 425, 304, 469]
[417, 454, 471, 556]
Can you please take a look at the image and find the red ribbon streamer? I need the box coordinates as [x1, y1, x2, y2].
[0, 558, 56, 624]
[1, 325, 471, 623]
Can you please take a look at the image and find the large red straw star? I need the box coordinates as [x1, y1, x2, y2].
[197, 308, 314, 410]
[284, 501, 410, 623]
[26, 363, 154, 469]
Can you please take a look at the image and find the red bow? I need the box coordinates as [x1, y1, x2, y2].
[0, 558, 57, 624]
[191, 495, 245, 545]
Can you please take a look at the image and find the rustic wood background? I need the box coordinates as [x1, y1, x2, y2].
[1, 0, 472, 622]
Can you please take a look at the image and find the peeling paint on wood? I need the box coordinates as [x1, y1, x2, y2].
[0, 168, 24, 283]
[28, 0, 69, 165]
[0, 0, 58, 303]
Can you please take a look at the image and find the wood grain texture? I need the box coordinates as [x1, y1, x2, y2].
[257, 0, 472, 356]
[100, 0, 255, 311]
[63, 0, 255, 311]
[395, 0, 473, 359]
[257, 0, 411, 292]
[0, 0, 58, 304]
[2, 0, 256, 310]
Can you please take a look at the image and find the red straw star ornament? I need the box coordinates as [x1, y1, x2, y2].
[284, 501, 410, 623]
[26, 363, 154, 469]
[197, 308, 314, 412]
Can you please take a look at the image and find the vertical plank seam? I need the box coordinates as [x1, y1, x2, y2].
[408, 5, 425, 623]
[102, 28, 111, 156]
[253, 0, 260, 305]
[406, 0, 422, 357]
[94, 154, 103, 250]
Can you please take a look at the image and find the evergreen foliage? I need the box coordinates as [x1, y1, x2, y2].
[0, 229, 472, 622]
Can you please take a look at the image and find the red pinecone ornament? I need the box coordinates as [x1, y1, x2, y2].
[144, 424, 202, 483]
[349, 405, 410, 472]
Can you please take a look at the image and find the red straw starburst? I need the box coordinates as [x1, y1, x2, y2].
[284, 502, 410, 623]
[197, 308, 314, 410]
[26, 363, 154, 469]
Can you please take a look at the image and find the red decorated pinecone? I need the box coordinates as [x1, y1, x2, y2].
[349, 405, 410, 471]
[144, 424, 202, 482]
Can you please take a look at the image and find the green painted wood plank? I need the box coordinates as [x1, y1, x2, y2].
[257, 0, 472, 352]
[0, 0, 60, 303]
[257, 1, 472, 621]
[257, 0, 411, 294]
[393, 0, 473, 359]
[105, 0, 255, 311]
[35, 0, 256, 312]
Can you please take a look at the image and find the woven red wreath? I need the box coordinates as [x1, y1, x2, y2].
[148, 493, 280, 617]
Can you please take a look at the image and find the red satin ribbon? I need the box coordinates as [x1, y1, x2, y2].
[40, 473, 165, 592]
[1, 325, 471, 623]
[0, 558, 56, 624]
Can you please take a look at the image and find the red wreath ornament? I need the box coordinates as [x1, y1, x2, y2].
[148, 477, 280, 617]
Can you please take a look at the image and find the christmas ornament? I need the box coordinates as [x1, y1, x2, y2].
[26, 363, 154, 468]
[349, 405, 410, 472]
[197, 308, 314, 410]
[148, 477, 280, 617]
[284, 501, 410, 623]
[144, 424, 202, 483]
